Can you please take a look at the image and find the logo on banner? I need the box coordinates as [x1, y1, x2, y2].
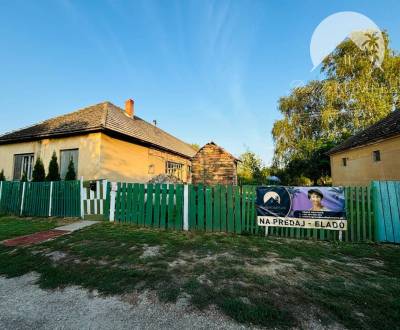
[257, 186, 291, 217]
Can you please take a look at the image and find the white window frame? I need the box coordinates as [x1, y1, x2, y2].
[13, 153, 34, 181]
[60, 148, 79, 179]
[166, 161, 183, 180]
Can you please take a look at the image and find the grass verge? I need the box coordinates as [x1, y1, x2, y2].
[0, 219, 399, 329]
[0, 216, 77, 241]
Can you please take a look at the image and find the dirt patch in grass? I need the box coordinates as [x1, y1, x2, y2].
[45, 251, 68, 262]
[245, 260, 295, 276]
[0, 222, 399, 329]
[140, 245, 161, 259]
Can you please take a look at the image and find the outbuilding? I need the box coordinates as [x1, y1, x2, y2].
[191, 142, 239, 186]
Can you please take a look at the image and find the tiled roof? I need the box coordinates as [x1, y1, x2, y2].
[0, 102, 197, 158]
[328, 109, 400, 155]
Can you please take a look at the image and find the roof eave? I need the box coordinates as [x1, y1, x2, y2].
[327, 132, 400, 156]
[102, 129, 195, 159]
[0, 128, 103, 145]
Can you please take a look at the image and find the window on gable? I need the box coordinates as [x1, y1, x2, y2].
[166, 161, 183, 180]
[373, 150, 381, 162]
[60, 149, 79, 179]
[342, 157, 348, 167]
[13, 154, 34, 181]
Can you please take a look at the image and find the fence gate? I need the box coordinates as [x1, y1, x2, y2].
[82, 180, 108, 217]
[113, 183, 184, 230]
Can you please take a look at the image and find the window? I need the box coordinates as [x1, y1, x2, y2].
[166, 161, 183, 179]
[342, 157, 348, 167]
[13, 154, 34, 181]
[148, 164, 155, 174]
[60, 149, 79, 179]
[373, 150, 381, 162]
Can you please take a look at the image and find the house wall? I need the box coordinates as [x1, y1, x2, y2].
[99, 133, 191, 183]
[191, 144, 238, 185]
[330, 135, 400, 186]
[0, 132, 192, 182]
[0, 133, 102, 180]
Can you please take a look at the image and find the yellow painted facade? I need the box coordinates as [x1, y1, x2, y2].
[99, 134, 191, 182]
[0, 133, 191, 183]
[330, 135, 400, 186]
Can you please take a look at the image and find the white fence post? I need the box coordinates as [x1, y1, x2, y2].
[183, 185, 189, 231]
[20, 182, 26, 216]
[48, 181, 53, 217]
[80, 177, 85, 219]
[100, 179, 107, 215]
[109, 182, 117, 222]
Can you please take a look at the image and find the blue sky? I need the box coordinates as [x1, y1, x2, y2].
[1, 0, 400, 164]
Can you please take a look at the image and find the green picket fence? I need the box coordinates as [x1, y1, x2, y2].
[190, 185, 375, 242]
[0, 180, 81, 218]
[0, 181, 23, 215]
[372, 181, 400, 243]
[114, 183, 184, 230]
[22, 182, 51, 217]
[189, 185, 259, 234]
[51, 181, 81, 217]
[112, 182, 375, 242]
[344, 186, 375, 242]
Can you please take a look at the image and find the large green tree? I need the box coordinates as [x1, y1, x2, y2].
[237, 150, 269, 185]
[273, 32, 400, 171]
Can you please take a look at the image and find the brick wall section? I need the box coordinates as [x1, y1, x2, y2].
[191, 142, 238, 185]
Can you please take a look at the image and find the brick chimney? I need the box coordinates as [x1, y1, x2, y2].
[125, 99, 134, 118]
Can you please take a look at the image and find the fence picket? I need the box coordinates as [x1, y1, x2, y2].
[197, 185, 204, 231]
[205, 187, 212, 232]
[234, 186, 241, 234]
[213, 185, 221, 232]
[154, 184, 161, 228]
[176, 184, 183, 230]
[227, 186, 234, 233]
[220, 186, 227, 232]
[168, 185, 175, 229]
[145, 184, 154, 227]
[160, 184, 167, 229]
[189, 185, 197, 230]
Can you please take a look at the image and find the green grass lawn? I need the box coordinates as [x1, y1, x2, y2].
[0, 219, 399, 329]
[0, 216, 77, 241]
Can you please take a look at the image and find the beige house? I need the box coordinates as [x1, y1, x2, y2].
[0, 100, 196, 183]
[328, 109, 400, 186]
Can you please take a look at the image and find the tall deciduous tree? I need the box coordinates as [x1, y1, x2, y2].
[272, 31, 400, 180]
[32, 158, 46, 182]
[237, 150, 269, 185]
[46, 152, 61, 181]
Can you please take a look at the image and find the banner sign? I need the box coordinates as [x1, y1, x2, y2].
[256, 186, 347, 231]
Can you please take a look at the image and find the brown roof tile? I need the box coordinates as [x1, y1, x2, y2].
[328, 109, 400, 155]
[0, 102, 196, 158]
